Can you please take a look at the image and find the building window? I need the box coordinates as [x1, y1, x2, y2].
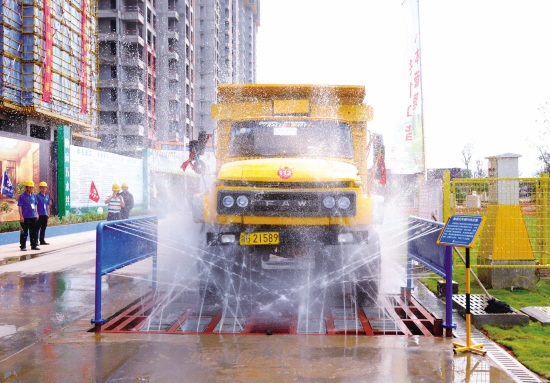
[111, 65, 117, 78]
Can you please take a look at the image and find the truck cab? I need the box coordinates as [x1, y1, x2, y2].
[193, 84, 384, 305]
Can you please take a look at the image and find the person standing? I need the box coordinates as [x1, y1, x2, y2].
[105, 183, 125, 221]
[118, 182, 134, 219]
[18, 180, 39, 251]
[36, 181, 51, 245]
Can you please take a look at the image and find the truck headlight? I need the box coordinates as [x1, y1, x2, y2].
[338, 233, 354, 243]
[222, 195, 234, 207]
[221, 234, 236, 243]
[236, 195, 249, 207]
[323, 196, 335, 208]
[337, 196, 350, 209]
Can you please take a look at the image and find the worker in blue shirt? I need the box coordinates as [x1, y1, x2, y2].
[36, 181, 51, 245]
[18, 180, 39, 251]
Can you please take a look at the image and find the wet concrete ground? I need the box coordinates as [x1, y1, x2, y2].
[0, 214, 531, 382]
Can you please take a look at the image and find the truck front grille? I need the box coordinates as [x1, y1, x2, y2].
[223, 180, 351, 189]
[217, 189, 357, 217]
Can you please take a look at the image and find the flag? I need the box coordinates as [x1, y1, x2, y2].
[373, 134, 387, 185]
[1, 170, 14, 198]
[181, 151, 195, 172]
[89, 181, 100, 202]
[378, 146, 387, 185]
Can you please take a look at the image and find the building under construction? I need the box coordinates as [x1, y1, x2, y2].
[0, 0, 99, 144]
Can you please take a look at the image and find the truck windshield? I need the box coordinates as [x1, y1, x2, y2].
[227, 120, 354, 159]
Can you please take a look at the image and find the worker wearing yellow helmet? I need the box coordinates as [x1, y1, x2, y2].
[105, 183, 125, 221]
[117, 182, 134, 219]
[36, 181, 51, 245]
[17, 180, 39, 251]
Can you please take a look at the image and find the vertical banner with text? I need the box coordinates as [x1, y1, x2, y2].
[42, 0, 52, 102]
[57, 125, 71, 217]
[391, 0, 425, 175]
[80, 0, 88, 114]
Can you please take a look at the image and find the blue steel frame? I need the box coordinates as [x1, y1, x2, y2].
[91, 216, 158, 329]
[408, 216, 456, 334]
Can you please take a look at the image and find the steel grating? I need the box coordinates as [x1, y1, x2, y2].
[99, 293, 440, 336]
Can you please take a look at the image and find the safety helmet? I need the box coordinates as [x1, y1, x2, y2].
[121, 182, 129, 188]
[25, 180, 35, 187]
[39, 181, 48, 187]
[112, 183, 121, 191]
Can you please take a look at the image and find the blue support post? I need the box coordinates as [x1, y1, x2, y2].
[442, 246, 456, 336]
[152, 252, 158, 290]
[91, 224, 106, 330]
[407, 255, 413, 291]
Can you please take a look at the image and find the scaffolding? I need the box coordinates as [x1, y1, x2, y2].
[0, 0, 99, 134]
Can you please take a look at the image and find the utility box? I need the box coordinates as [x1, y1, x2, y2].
[478, 153, 535, 289]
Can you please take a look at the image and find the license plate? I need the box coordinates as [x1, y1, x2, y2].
[239, 232, 280, 245]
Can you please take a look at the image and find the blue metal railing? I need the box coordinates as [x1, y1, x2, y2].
[91, 215, 158, 330]
[408, 216, 456, 335]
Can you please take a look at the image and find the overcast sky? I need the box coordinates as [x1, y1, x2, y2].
[256, 0, 550, 176]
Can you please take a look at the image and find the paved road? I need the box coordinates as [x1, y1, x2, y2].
[0, 214, 521, 382]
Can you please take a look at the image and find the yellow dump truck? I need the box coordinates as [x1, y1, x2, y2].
[192, 84, 384, 304]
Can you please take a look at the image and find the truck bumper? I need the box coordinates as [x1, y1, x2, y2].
[205, 223, 369, 247]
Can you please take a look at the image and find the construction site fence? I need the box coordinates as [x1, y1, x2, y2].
[442, 173, 549, 269]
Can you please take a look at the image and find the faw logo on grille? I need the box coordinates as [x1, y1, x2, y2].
[277, 168, 293, 179]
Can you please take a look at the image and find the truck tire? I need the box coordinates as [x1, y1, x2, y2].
[355, 231, 381, 306]
[316, 232, 381, 307]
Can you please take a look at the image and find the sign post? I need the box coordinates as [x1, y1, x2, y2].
[437, 215, 486, 355]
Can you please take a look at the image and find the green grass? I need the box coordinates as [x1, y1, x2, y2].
[420, 259, 550, 379]
[482, 323, 550, 380]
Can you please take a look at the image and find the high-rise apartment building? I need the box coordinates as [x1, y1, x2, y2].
[196, 0, 260, 136]
[97, 0, 258, 147]
[98, 0, 195, 148]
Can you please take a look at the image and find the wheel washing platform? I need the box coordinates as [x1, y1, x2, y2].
[98, 291, 443, 337]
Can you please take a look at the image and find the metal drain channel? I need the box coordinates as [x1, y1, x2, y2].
[99, 293, 439, 337]
[413, 281, 542, 383]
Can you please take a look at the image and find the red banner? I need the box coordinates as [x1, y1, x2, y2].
[42, 0, 52, 102]
[89, 181, 99, 202]
[80, 0, 88, 113]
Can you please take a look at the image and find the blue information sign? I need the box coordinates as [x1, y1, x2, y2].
[437, 215, 486, 248]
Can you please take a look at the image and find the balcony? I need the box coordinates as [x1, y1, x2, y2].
[98, 55, 119, 65]
[167, 26, 179, 40]
[99, 79, 120, 87]
[168, 93, 180, 102]
[98, 32, 120, 42]
[121, 80, 145, 91]
[122, 29, 144, 45]
[121, 124, 145, 136]
[120, 103, 145, 114]
[100, 123, 120, 134]
[100, 103, 119, 112]
[167, 51, 179, 61]
[168, 71, 179, 81]
[98, 8, 120, 18]
[121, 53, 145, 68]
[121, 6, 144, 23]
[167, 7, 179, 20]
[168, 114, 180, 122]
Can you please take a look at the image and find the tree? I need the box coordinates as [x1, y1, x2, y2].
[460, 143, 474, 177]
[474, 159, 486, 178]
[533, 103, 550, 175]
